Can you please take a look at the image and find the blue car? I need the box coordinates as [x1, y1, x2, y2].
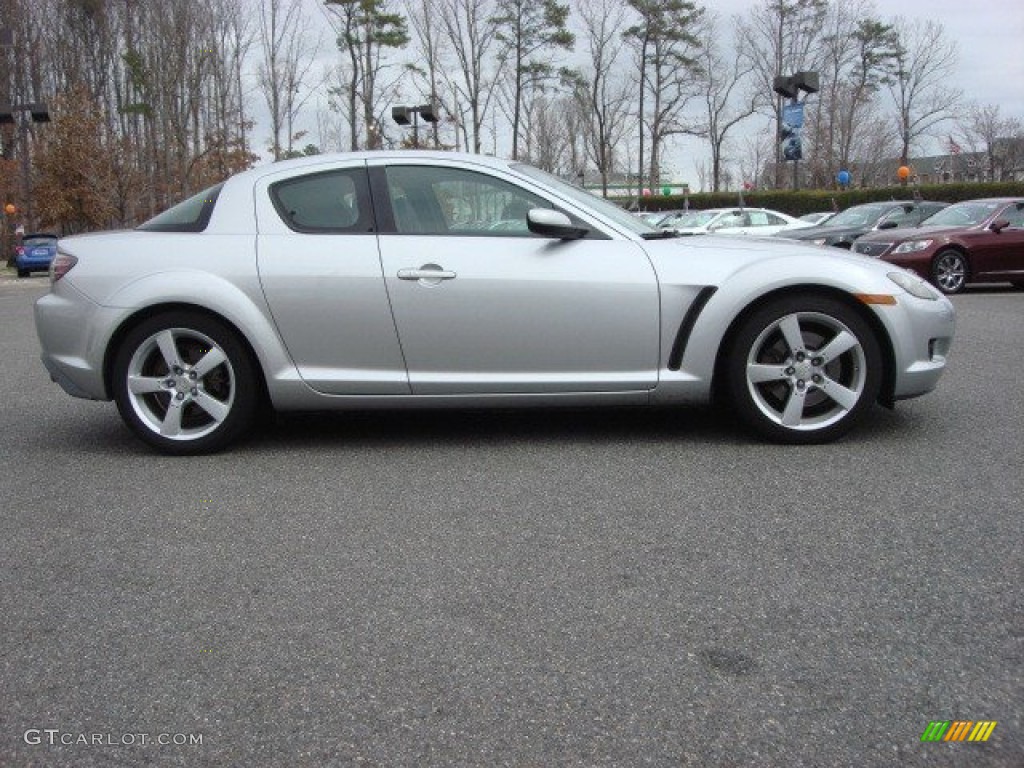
[16, 233, 58, 277]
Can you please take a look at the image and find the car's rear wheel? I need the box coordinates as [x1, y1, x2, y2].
[725, 296, 882, 444]
[112, 311, 257, 455]
[17, 269, 28, 278]
[932, 249, 968, 294]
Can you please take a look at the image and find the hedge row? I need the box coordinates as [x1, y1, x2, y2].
[618, 182, 1024, 218]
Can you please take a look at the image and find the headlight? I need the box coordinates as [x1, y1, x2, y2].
[811, 238, 827, 246]
[888, 270, 938, 300]
[891, 239, 933, 254]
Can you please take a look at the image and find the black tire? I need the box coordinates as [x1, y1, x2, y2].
[725, 295, 883, 444]
[1011, 281, 1024, 291]
[17, 269, 28, 278]
[111, 311, 258, 455]
[931, 249, 968, 294]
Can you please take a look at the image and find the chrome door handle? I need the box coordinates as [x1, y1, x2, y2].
[397, 267, 457, 281]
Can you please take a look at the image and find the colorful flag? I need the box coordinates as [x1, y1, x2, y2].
[948, 136, 962, 155]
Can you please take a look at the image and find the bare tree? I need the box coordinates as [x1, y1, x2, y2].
[527, 94, 574, 173]
[692, 13, 758, 192]
[959, 103, 1022, 181]
[406, 0, 448, 148]
[804, 1, 899, 186]
[736, 0, 828, 186]
[438, 0, 503, 154]
[491, 0, 573, 159]
[624, 0, 704, 193]
[886, 17, 960, 166]
[325, 1, 409, 150]
[257, 0, 320, 160]
[570, 0, 632, 195]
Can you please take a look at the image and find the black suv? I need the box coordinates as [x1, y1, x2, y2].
[775, 200, 948, 249]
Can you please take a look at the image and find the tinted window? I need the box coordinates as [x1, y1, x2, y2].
[879, 206, 917, 228]
[138, 184, 223, 232]
[384, 166, 550, 236]
[1002, 203, 1024, 227]
[271, 170, 372, 233]
[924, 201, 1000, 227]
[23, 235, 57, 247]
[827, 203, 890, 228]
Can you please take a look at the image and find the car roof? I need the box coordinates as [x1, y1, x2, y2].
[236, 150, 516, 182]
[947, 197, 1023, 204]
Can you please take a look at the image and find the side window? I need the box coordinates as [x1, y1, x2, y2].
[747, 211, 770, 227]
[271, 170, 372, 233]
[881, 207, 914, 228]
[715, 212, 745, 229]
[1000, 204, 1024, 228]
[138, 183, 223, 232]
[384, 165, 552, 236]
[763, 212, 786, 226]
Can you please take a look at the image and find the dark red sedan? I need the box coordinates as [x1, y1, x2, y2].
[852, 198, 1024, 294]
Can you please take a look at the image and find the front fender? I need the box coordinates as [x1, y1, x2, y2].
[676, 254, 908, 391]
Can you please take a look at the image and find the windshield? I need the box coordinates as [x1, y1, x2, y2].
[511, 163, 656, 236]
[23, 235, 57, 247]
[825, 203, 894, 228]
[660, 210, 717, 228]
[921, 201, 1004, 227]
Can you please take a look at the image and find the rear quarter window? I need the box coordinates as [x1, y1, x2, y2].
[270, 170, 373, 233]
[138, 183, 223, 232]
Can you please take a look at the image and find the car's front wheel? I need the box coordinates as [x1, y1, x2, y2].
[112, 311, 258, 454]
[932, 249, 968, 294]
[725, 296, 883, 444]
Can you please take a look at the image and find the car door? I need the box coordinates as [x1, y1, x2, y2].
[971, 202, 1024, 279]
[255, 164, 410, 395]
[370, 160, 660, 395]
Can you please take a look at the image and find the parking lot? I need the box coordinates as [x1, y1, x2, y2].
[1, 276, 1020, 766]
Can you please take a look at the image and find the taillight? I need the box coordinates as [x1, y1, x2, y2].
[15, 245, 24, 257]
[50, 252, 78, 283]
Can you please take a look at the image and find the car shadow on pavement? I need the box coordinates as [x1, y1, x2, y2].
[251, 405, 740, 451]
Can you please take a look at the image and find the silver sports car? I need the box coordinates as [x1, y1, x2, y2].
[35, 151, 955, 454]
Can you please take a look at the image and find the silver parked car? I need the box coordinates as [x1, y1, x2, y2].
[35, 151, 955, 454]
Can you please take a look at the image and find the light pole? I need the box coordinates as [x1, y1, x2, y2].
[1, 102, 52, 227]
[392, 103, 440, 149]
[772, 71, 818, 190]
[1, 27, 50, 262]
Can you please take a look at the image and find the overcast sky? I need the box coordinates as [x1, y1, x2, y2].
[285, 0, 1024, 187]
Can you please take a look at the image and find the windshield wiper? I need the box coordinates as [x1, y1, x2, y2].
[641, 229, 681, 240]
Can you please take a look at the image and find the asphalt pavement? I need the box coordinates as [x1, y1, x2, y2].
[1, 275, 1020, 766]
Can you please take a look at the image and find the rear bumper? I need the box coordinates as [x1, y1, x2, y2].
[16, 257, 54, 273]
[34, 282, 118, 401]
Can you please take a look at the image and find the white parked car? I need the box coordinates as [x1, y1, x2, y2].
[660, 207, 814, 236]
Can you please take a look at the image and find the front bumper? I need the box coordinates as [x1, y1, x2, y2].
[880, 290, 955, 400]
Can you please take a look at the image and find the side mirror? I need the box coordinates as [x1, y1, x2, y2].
[878, 220, 898, 230]
[989, 218, 1010, 234]
[527, 209, 588, 240]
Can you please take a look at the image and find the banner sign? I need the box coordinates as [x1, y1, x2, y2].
[781, 102, 805, 161]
